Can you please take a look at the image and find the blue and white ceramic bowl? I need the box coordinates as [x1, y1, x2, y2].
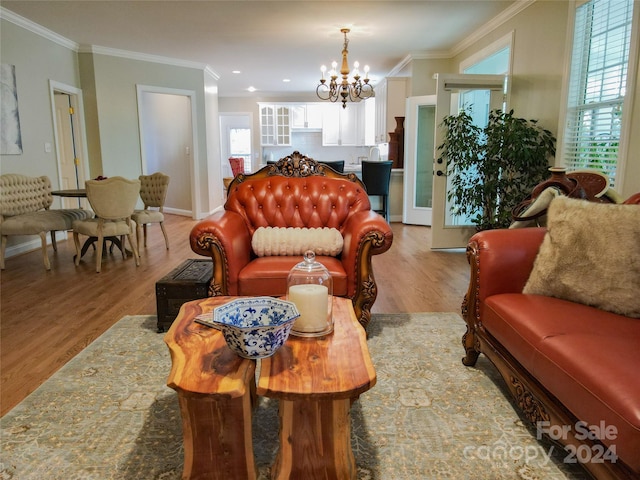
[213, 297, 300, 359]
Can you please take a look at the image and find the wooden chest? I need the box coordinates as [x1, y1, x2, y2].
[155, 259, 213, 332]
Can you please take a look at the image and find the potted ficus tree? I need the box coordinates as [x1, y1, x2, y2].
[437, 108, 556, 230]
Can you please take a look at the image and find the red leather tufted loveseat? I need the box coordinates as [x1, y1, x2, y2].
[190, 151, 393, 330]
[461, 193, 640, 479]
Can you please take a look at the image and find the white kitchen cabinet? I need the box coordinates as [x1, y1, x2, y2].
[322, 102, 365, 146]
[364, 97, 376, 146]
[259, 103, 291, 146]
[374, 77, 407, 144]
[291, 103, 323, 129]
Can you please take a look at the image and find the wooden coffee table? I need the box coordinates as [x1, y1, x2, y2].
[164, 296, 376, 480]
[258, 296, 377, 480]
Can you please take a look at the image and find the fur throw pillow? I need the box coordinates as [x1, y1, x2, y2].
[523, 195, 640, 317]
[252, 227, 343, 257]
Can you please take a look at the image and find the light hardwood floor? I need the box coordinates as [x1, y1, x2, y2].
[0, 214, 471, 417]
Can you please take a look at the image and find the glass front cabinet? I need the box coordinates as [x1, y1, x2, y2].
[259, 104, 291, 146]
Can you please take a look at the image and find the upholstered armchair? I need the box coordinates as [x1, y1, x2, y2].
[190, 151, 394, 330]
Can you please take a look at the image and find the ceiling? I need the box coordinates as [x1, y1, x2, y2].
[2, 1, 519, 98]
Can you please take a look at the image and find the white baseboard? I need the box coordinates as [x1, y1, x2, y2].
[3, 231, 69, 259]
[163, 207, 193, 217]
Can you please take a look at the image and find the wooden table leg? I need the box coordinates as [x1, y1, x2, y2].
[271, 398, 356, 480]
[177, 387, 256, 480]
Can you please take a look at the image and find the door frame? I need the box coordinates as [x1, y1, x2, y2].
[431, 73, 507, 249]
[219, 112, 253, 177]
[403, 95, 436, 226]
[136, 85, 200, 219]
[49, 80, 90, 206]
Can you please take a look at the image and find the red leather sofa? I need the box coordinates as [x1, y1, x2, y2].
[190, 151, 393, 330]
[461, 194, 640, 479]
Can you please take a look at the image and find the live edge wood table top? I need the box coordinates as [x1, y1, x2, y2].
[164, 296, 376, 480]
[258, 295, 377, 479]
[257, 296, 377, 400]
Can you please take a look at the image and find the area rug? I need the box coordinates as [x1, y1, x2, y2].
[0, 314, 588, 479]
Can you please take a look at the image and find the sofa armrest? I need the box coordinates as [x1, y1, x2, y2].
[623, 192, 640, 205]
[190, 211, 252, 296]
[341, 210, 393, 328]
[461, 227, 546, 365]
[469, 227, 547, 300]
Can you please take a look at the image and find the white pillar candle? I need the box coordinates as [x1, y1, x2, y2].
[288, 284, 329, 333]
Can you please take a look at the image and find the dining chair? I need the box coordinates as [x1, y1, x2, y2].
[321, 160, 345, 173]
[361, 160, 394, 222]
[131, 172, 170, 250]
[229, 157, 245, 177]
[72, 176, 141, 273]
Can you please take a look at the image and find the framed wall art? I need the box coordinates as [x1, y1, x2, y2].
[1, 64, 23, 155]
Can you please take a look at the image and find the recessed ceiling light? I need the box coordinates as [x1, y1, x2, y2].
[232, 70, 241, 74]
[247, 86, 256, 92]
[283, 78, 291, 83]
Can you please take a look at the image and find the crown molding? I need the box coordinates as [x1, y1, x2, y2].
[0, 6, 79, 51]
[450, 0, 536, 56]
[387, 55, 412, 77]
[1, 6, 215, 74]
[388, 0, 536, 74]
[204, 66, 221, 81]
[387, 50, 451, 77]
[80, 45, 211, 72]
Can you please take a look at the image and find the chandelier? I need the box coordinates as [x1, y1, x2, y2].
[316, 28, 374, 109]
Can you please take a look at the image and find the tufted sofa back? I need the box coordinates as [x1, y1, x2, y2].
[0, 174, 53, 217]
[225, 175, 371, 235]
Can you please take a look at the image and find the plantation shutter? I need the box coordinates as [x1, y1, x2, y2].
[562, 0, 634, 186]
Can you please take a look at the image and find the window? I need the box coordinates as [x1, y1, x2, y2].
[562, 0, 635, 186]
[463, 46, 510, 75]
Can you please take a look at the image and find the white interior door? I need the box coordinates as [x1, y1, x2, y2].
[139, 90, 194, 215]
[52, 85, 89, 209]
[431, 74, 507, 249]
[54, 94, 81, 208]
[403, 95, 436, 225]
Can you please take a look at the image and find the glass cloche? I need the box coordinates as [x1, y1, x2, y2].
[287, 250, 333, 337]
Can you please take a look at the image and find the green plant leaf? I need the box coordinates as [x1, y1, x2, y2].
[438, 107, 556, 230]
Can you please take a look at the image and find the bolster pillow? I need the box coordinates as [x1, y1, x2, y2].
[252, 227, 343, 257]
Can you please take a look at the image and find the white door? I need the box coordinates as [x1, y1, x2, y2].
[403, 95, 436, 225]
[53, 90, 88, 209]
[138, 91, 194, 216]
[431, 74, 507, 249]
